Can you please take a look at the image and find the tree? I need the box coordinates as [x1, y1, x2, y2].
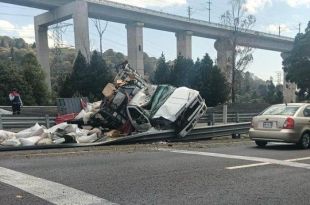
[0, 60, 34, 105]
[87, 50, 113, 100]
[153, 53, 170, 84]
[60, 50, 113, 100]
[263, 80, 283, 104]
[283, 21, 310, 100]
[192, 54, 230, 106]
[92, 19, 108, 56]
[21, 53, 49, 105]
[220, 0, 256, 103]
[170, 55, 194, 87]
[60, 51, 88, 97]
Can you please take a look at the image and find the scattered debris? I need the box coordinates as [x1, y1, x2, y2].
[0, 63, 207, 147]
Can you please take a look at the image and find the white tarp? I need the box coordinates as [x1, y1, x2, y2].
[152, 87, 199, 122]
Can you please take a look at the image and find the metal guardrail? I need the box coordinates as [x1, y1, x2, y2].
[200, 112, 257, 124]
[0, 122, 251, 151]
[0, 112, 255, 130]
[0, 115, 56, 129]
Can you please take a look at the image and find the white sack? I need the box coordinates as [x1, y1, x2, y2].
[46, 122, 68, 134]
[75, 110, 86, 120]
[0, 130, 16, 143]
[19, 136, 42, 146]
[0, 108, 12, 115]
[1, 137, 21, 147]
[37, 138, 53, 145]
[83, 112, 93, 124]
[53, 138, 65, 144]
[88, 128, 102, 136]
[77, 133, 98, 143]
[91, 101, 102, 112]
[17, 123, 44, 138]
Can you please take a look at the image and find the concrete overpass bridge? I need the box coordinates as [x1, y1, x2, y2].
[0, 0, 296, 102]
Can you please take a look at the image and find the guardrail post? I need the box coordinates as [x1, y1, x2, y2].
[235, 112, 239, 123]
[223, 104, 227, 124]
[0, 115, 2, 129]
[45, 114, 50, 128]
[211, 113, 215, 125]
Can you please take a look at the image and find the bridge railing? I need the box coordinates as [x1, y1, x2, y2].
[89, 0, 293, 41]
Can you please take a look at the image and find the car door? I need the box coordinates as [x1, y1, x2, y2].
[297, 105, 310, 135]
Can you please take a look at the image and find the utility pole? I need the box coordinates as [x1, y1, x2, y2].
[187, 6, 192, 20]
[278, 25, 281, 36]
[298, 23, 301, 33]
[207, 0, 211, 22]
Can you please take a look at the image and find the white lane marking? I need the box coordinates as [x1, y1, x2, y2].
[226, 162, 270, 170]
[286, 156, 310, 162]
[227, 156, 310, 170]
[0, 167, 118, 205]
[157, 148, 310, 170]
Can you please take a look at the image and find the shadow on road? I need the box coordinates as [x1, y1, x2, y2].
[253, 143, 304, 151]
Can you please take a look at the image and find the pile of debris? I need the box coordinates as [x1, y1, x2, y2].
[0, 64, 207, 147]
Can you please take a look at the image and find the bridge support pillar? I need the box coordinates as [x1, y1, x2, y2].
[73, 0, 90, 62]
[281, 52, 297, 103]
[34, 0, 91, 91]
[214, 38, 235, 84]
[34, 24, 51, 91]
[126, 22, 144, 76]
[176, 31, 192, 59]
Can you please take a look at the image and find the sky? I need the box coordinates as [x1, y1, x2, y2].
[0, 0, 309, 82]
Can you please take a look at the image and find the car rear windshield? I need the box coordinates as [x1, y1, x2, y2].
[261, 105, 301, 116]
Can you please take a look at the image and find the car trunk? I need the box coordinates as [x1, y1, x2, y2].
[253, 115, 289, 131]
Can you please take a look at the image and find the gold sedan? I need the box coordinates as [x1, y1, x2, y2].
[249, 103, 310, 149]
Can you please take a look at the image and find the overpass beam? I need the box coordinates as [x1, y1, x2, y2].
[34, 24, 51, 91]
[281, 52, 297, 103]
[176, 31, 192, 59]
[214, 38, 234, 84]
[73, 0, 90, 62]
[126, 22, 144, 76]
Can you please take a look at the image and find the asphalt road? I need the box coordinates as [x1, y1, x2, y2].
[1, 139, 310, 205]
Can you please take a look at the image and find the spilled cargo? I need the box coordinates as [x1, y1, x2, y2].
[0, 63, 207, 147]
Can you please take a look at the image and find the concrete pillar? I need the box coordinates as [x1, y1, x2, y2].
[214, 38, 234, 84]
[34, 24, 51, 91]
[73, 0, 90, 62]
[126, 22, 144, 76]
[281, 52, 297, 103]
[176, 31, 192, 59]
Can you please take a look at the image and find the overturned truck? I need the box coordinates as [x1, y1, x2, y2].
[78, 64, 207, 137]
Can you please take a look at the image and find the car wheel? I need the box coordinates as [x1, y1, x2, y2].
[255, 140, 267, 147]
[232, 133, 241, 139]
[297, 133, 310, 149]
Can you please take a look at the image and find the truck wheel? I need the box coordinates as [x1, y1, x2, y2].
[232, 133, 241, 139]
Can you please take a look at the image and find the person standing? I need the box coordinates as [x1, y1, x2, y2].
[9, 88, 23, 115]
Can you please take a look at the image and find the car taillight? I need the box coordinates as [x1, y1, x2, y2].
[283, 117, 294, 129]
